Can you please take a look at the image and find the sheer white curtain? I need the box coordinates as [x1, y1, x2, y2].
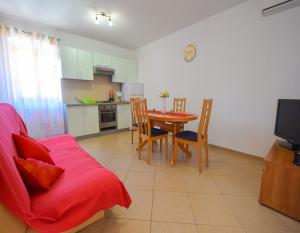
[0, 25, 64, 138]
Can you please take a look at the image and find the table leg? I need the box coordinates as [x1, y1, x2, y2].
[171, 123, 177, 166]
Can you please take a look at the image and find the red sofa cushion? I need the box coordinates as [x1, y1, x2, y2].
[12, 134, 55, 165]
[14, 157, 64, 191]
[30, 134, 131, 233]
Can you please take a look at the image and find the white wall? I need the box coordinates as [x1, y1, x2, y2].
[0, 14, 135, 59]
[137, 0, 300, 157]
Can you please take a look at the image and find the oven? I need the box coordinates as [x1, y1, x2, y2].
[98, 104, 117, 131]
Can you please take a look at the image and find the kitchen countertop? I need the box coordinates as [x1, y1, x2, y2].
[65, 101, 129, 107]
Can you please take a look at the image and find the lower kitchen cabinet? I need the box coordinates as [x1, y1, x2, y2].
[117, 104, 130, 129]
[66, 105, 99, 137]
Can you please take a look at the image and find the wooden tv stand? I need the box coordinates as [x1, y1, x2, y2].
[260, 140, 300, 220]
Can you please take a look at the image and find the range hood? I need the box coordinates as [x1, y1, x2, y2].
[93, 66, 115, 76]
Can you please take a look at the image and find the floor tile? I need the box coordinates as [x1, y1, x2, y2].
[152, 191, 195, 224]
[189, 193, 240, 226]
[107, 158, 133, 171]
[154, 171, 186, 192]
[183, 174, 220, 194]
[151, 221, 198, 233]
[130, 159, 156, 173]
[77, 218, 107, 233]
[124, 171, 155, 190]
[243, 226, 298, 233]
[78, 132, 300, 233]
[110, 190, 153, 220]
[103, 219, 150, 233]
[225, 195, 290, 231]
[197, 225, 245, 233]
[211, 176, 257, 196]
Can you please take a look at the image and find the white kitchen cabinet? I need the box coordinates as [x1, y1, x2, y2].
[93, 52, 112, 69]
[66, 106, 85, 137]
[77, 49, 93, 80]
[60, 47, 78, 79]
[117, 104, 130, 129]
[111, 56, 126, 83]
[93, 52, 102, 67]
[61, 47, 93, 80]
[61, 46, 138, 82]
[84, 105, 99, 135]
[125, 59, 138, 82]
[102, 54, 112, 68]
[67, 105, 99, 137]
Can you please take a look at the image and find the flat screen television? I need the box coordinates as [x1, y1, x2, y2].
[274, 99, 300, 151]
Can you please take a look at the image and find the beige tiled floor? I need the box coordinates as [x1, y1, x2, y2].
[78, 132, 300, 233]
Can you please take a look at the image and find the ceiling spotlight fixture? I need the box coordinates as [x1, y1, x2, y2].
[94, 12, 113, 26]
[108, 16, 113, 27]
[94, 15, 100, 25]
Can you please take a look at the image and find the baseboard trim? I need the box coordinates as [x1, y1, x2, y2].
[209, 143, 264, 160]
[75, 128, 129, 140]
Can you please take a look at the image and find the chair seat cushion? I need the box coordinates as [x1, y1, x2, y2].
[151, 128, 168, 137]
[175, 130, 198, 142]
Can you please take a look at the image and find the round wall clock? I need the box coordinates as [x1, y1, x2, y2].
[183, 44, 196, 62]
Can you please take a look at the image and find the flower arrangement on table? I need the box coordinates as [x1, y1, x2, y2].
[159, 91, 170, 98]
[159, 91, 170, 112]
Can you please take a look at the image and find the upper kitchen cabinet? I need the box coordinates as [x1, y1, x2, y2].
[93, 52, 112, 68]
[61, 46, 93, 80]
[92, 52, 102, 67]
[111, 56, 126, 83]
[125, 59, 138, 83]
[77, 49, 93, 80]
[61, 46, 138, 82]
[102, 54, 112, 68]
[60, 47, 78, 79]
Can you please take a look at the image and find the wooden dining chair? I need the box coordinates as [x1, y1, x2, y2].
[130, 98, 139, 144]
[135, 99, 168, 164]
[172, 98, 213, 173]
[173, 98, 186, 113]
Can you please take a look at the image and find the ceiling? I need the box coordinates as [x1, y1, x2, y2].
[0, 0, 247, 49]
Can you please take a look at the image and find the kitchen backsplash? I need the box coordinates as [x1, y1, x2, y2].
[61, 75, 121, 102]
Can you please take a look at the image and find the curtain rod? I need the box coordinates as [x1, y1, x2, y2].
[2, 25, 60, 41]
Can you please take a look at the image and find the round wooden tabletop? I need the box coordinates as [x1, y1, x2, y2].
[147, 111, 198, 123]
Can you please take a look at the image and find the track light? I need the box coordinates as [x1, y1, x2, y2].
[94, 12, 113, 27]
[94, 15, 100, 25]
[108, 17, 113, 27]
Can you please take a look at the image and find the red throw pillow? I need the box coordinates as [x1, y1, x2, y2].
[14, 157, 64, 191]
[20, 132, 50, 152]
[12, 134, 55, 165]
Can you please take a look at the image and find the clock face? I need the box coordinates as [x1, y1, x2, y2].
[183, 44, 196, 62]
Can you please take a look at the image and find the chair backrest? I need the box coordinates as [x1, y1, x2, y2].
[173, 97, 186, 113]
[130, 98, 139, 126]
[197, 99, 213, 137]
[135, 99, 151, 137]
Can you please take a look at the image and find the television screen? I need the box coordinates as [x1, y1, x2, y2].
[275, 99, 300, 145]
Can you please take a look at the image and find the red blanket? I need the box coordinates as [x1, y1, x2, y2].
[0, 104, 131, 233]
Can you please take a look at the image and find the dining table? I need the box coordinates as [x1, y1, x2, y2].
[146, 110, 198, 165]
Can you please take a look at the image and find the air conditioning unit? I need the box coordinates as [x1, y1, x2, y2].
[261, 0, 300, 16]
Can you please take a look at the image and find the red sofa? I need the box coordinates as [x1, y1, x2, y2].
[0, 103, 131, 233]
